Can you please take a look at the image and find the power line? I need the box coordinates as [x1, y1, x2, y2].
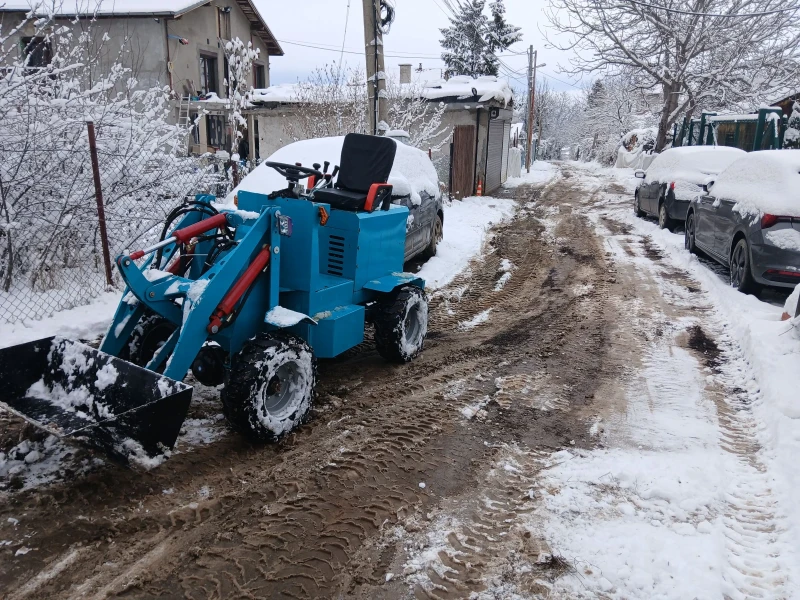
[278, 39, 443, 59]
[619, 0, 800, 17]
[339, 0, 352, 68]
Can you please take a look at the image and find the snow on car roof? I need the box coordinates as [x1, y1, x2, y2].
[227, 136, 440, 206]
[646, 146, 746, 186]
[711, 150, 800, 217]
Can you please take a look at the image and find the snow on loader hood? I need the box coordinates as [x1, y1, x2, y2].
[227, 136, 440, 206]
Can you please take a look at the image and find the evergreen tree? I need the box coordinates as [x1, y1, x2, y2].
[440, 0, 521, 78]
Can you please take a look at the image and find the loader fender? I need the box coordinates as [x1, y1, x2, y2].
[363, 273, 425, 294]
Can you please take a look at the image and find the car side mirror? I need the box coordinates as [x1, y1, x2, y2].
[634, 170, 646, 179]
[702, 179, 714, 193]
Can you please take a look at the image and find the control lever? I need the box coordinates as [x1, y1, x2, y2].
[331, 165, 340, 178]
[323, 161, 330, 174]
[313, 163, 321, 171]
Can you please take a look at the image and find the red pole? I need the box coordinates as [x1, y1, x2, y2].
[87, 120, 114, 287]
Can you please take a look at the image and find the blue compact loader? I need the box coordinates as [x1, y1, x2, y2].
[0, 134, 428, 465]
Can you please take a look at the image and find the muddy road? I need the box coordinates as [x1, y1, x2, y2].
[1, 167, 704, 599]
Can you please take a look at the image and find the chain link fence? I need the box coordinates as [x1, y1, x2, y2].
[0, 122, 239, 324]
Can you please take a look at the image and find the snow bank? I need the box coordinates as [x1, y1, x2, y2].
[227, 135, 440, 206]
[711, 150, 800, 217]
[503, 161, 558, 188]
[0, 292, 119, 349]
[417, 196, 516, 290]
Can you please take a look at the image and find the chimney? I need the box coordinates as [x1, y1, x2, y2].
[399, 64, 412, 84]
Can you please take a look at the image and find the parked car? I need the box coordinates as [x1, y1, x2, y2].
[634, 146, 746, 230]
[229, 136, 443, 262]
[684, 150, 800, 293]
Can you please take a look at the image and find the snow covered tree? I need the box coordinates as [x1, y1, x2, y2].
[224, 37, 260, 157]
[285, 67, 447, 153]
[284, 65, 369, 142]
[545, 0, 800, 151]
[384, 76, 448, 152]
[784, 102, 800, 149]
[440, 0, 521, 78]
[0, 9, 207, 300]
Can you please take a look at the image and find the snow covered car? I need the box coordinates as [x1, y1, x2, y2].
[634, 146, 745, 230]
[685, 150, 800, 293]
[230, 136, 444, 262]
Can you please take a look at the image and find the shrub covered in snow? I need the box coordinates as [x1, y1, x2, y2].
[0, 12, 211, 307]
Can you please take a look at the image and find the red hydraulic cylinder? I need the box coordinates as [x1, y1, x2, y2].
[129, 213, 229, 260]
[207, 245, 272, 334]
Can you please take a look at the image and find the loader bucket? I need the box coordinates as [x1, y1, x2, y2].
[0, 337, 192, 467]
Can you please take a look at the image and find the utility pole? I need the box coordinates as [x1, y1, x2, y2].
[362, 0, 387, 135]
[525, 46, 536, 173]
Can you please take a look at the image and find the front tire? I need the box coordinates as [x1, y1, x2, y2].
[634, 193, 645, 218]
[730, 238, 760, 295]
[374, 286, 428, 363]
[120, 312, 177, 369]
[222, 333, 316, 442]
[685, 212, 697, 254]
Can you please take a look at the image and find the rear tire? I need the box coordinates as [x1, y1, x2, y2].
[730, 238, 760, 295]
[422, 214, 443, 259]
[685, 212, 697, 254]
[222, 333, 316, 442]
[374, 286, 428, 363]
[658, 202, 672, 231]
[634, 193, 645, 218]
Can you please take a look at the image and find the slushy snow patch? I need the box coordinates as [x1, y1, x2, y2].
[458, 308, 492, 330]
[417, 196, 516, 290]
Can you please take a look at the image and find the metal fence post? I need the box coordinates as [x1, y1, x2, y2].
[86, 120, 114, 287]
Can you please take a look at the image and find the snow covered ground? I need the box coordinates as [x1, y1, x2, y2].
[534, 162, 800, 598]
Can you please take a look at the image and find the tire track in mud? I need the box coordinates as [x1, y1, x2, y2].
[1, 177, 618, 600]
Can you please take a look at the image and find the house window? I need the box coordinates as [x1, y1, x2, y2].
[254, 64, 266, 89]
[199, 53, 218, 95]
[206, 114, 228, 149]
[21, 36, 52, 68]
[219, 8, 231, 40]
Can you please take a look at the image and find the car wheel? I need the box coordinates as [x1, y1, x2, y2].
[685, 212, 697, 254]
[634, 193, 645, 218]
[730, 238, 761, 295]
[658, 203, 672, 231]
[421, 214, 443, 259]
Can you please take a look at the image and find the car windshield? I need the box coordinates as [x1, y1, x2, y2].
[646, 147, 745, 186]
[711, 150, 800, 218]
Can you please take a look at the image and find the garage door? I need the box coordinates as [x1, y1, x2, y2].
[485, 118, 505, 195]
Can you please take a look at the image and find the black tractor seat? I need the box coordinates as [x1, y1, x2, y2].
[313, 133, 396, 212]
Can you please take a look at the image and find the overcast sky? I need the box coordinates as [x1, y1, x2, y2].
[254, 0, 588, 95]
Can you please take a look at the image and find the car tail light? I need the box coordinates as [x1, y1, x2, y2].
[761, 214, 780, 229]
[765, 269, 800, 278]
[669, 181, 675, 190]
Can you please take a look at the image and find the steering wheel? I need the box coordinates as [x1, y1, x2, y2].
[265, 161, 323, 182]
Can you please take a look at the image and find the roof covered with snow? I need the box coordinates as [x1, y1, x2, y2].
[1, 0, 283, 55]
[228, 136, 440, 206]
[711, 150, 800, 217]
[411, 75, 513, 107]
[251, 76, 514, 107]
